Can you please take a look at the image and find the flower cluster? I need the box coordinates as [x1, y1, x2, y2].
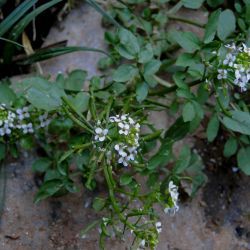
[0, 104, 51, 138]
[164, 181, 179, 215]
[110, 114, 140, 167]
[93, 114, 141, 167]
[217, 43, 250, 91]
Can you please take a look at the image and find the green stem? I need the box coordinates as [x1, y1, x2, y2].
[62, 96, 93, 129]
[142, 129, 162, 141]
[64, 107, 94, 134]
[104, 165, 136, 231]
[145, 98, 170, 108]
[168, 14, 205, 28]
[149, 79, 202, 96]
[153, 75, 173, 87]
[80, 219, 102, 236]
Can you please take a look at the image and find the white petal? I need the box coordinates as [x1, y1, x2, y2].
[95, 127, 102, 134]
[99, 136, 105, 142]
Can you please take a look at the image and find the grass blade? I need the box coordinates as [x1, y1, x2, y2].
[86, 0, 121, 28]
[4, 0, 62, 63]
[0, 0, 38, 37]
[16, 46, 109, 65]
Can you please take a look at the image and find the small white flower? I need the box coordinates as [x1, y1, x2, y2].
[155, 221, 162, 233]
[225, 43, 237, 51]
[94, 127, 108, 142]
[118, 155, 129, 167]
[137, 239, 146, 250]
[165, 181, 179, 216]
[223, 53, 236, 67]
[242, 43, 250, 56]
[217, 69, 228, 80]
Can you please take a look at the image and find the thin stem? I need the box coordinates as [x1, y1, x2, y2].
[62, 96, 93, 129]
[80, 219, 102, 236]
[149, 79, 202, 96]
[64, 107, 94, 134]
[145, 98, 170, 108]
[104, 165, 136, 231]
[153, 75, 173, 87]
[168, 14, 205, 28]
[167, 1, 183, 14]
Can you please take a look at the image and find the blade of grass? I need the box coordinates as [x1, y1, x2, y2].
[3, 0, 62, 63]
[15, 46, 109, 65]
[0, 37, 25, 48]
[86, 0, 121, 28]
[0, 0, 38, 37]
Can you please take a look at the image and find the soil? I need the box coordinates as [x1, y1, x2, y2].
[0, 2, 250, 250]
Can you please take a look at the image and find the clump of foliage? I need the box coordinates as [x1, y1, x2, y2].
[0, 0, 250, 249]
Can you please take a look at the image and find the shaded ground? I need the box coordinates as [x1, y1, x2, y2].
[0, 2, 250, 250]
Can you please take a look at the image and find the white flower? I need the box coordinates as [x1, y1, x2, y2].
[242, 43, 250, 56]
[118, 155, 128, 167]
[38, 113, 51, 128]
[225, 43, 237, 51]
[137, 239, 146, 250]
[223, 53, 236, 67]
[165, 181, 179, 216]
[234, 69, 249, 92]
[94, 127, 108, 142]
[16, 107, 30, 120]
[109, 115, 120, 122]
[217, 69, 228, 80]
[118, 122, 130, 135]
[155, 221, 162, 233]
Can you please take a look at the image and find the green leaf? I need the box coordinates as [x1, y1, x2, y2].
[217, 10, 236, 41]
[223, 137, 237, 158]
[115, 45, 135, 60]
[19, 77, 65, 111]
[206, 114, 220, 142]
[34, 179, 63, 203]
[182, 102, 195, 122]
[120, 174, 133, 186]
[136, 82, 148, 102]
[138, 44, 154, 63]
[20, 136, 34, 150]
[64, 70, 87, 91]
[173, 145, 191, 174]
[118, 28, 140, 56]
[165, 117, 190, 141]
[176, 53, 200, 67]
[17, 46, 108, 65]
[204, 9, 221, 43]
[0, 84, 16, 106]
[147, 139, 172, 170]
[169, 30, 200, 53]
[222, 110, 250, 135]
[207, 0, 223, 7]
[143, 59, 161, 75]
[113, 64, 138, 82]
[32, 158, 52, 172]
[71, 92, 90, 113]
[92, 197, 106, 212]
[237, 147, 250, 175]
[181, 0, 204, 9]
[86, 0, 121, 27]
